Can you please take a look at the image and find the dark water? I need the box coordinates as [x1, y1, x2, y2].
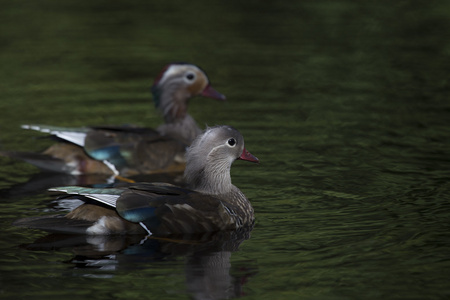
[1, 1, 450, 299]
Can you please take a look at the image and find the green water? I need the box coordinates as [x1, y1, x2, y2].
[1, 1, 450, 299]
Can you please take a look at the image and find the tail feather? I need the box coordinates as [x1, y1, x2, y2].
[22, 124, 88, 147]
[49, 186, 124, 208]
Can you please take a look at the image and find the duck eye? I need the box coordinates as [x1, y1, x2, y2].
[227, 138, 236, 147]
[186, 73, 195, 81]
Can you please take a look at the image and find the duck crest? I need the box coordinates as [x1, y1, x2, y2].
[151, 83, 162, 108]
[152, 62, 191, 87]
[151, 63, 177, 108]
[151, 79, 188, 121]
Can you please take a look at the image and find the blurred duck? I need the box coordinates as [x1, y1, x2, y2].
[14, 126, 259, 236]
[1, 63, 225, 177]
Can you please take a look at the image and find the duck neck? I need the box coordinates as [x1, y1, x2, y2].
[156, 114, 201, 146]
[186, 158, 233, 195]
[152, 85, 189, 123]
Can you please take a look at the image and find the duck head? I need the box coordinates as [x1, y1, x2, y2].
[184, 125, 258, 194]
[151, 63, 225, 122]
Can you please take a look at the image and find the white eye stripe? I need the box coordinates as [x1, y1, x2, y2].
[158, 65, 180, 85]
[158, 65, 199, 85]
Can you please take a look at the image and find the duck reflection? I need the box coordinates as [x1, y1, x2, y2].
[20, 227, 256, 300]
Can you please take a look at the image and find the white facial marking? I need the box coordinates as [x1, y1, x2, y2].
[157, 65, 180, 86]
[158, 64, 199, 86]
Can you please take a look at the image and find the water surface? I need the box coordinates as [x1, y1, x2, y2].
[1, 1, 449, 299]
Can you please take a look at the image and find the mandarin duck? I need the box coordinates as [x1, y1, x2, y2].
[14, 126, 259, 236]
[1, 63, 225, 177]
